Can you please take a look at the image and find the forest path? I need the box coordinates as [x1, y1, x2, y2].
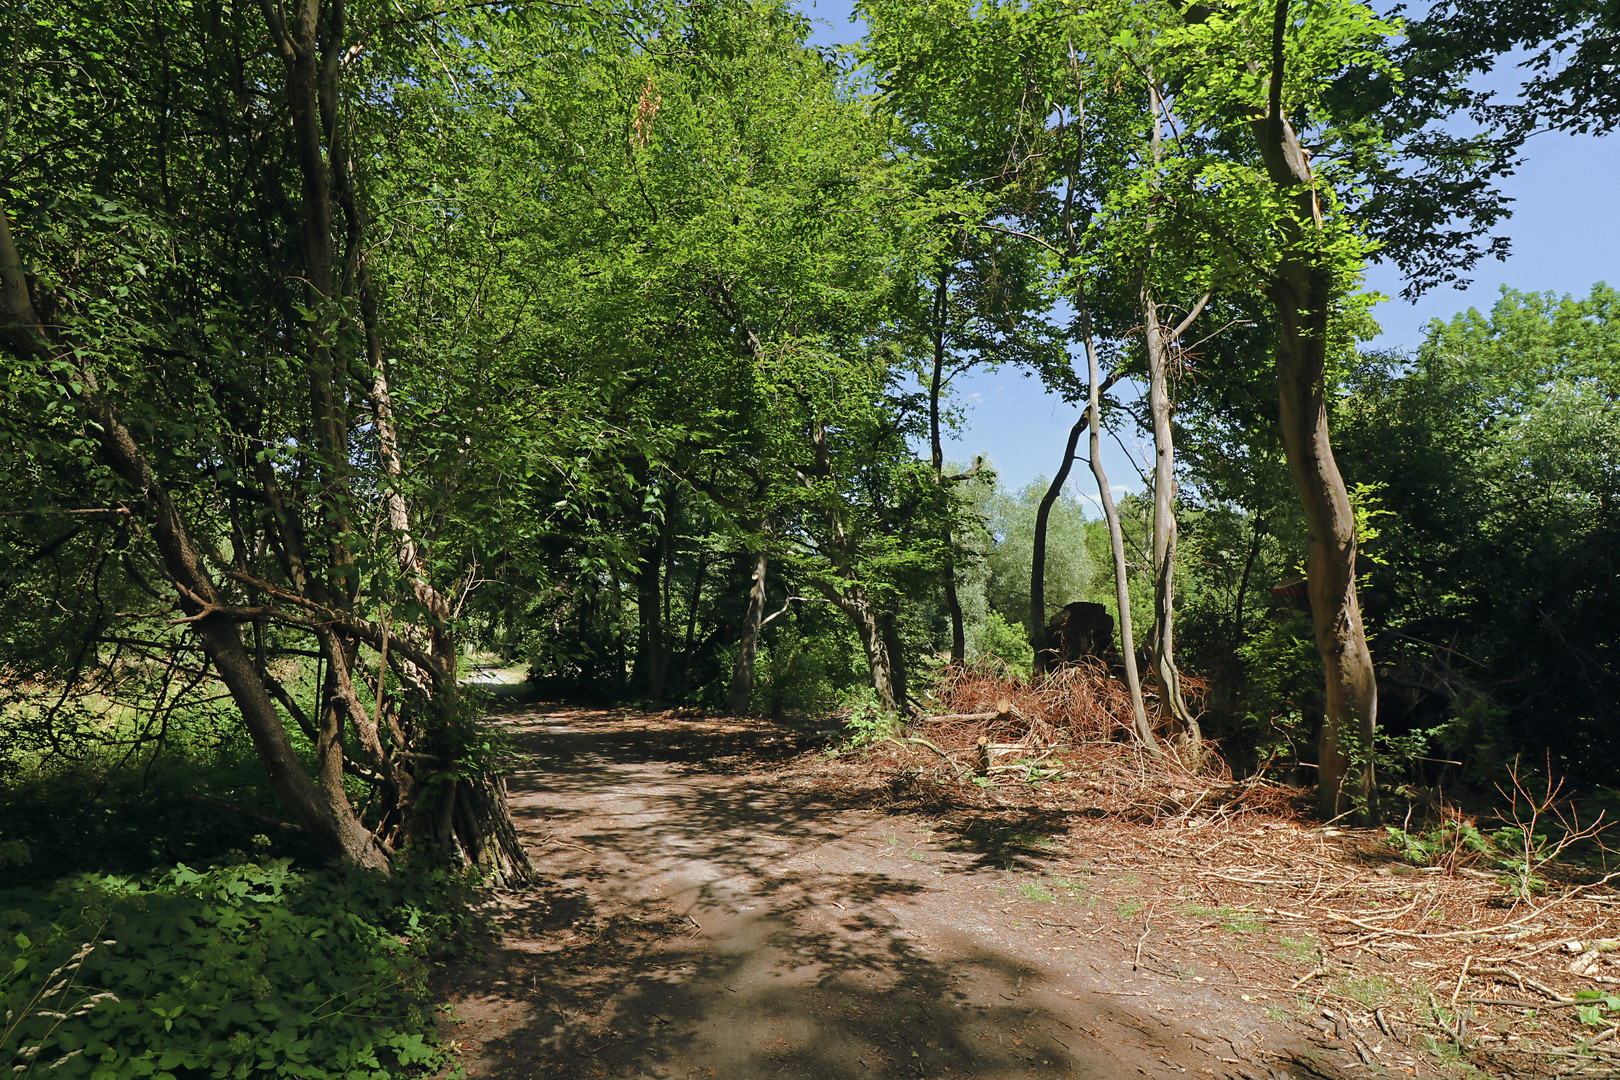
[437, 704, 1346, 1080]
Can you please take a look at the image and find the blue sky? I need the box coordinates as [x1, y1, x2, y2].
[797, 0, 1619, 499]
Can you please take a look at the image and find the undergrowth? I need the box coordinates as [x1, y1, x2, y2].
[0, 699, 469, 1079]
[1, 859, 468, 1078]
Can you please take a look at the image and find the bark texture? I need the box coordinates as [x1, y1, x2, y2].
[727, 531, 769, 716]
[929, 267, 967, 665]
[1249, 0, 1378, 819]
[1142, 290, 1204, 751]
[0, 206, 389, 871]
[801, 417, 905, 714]
[1079, 305, 1158, 753]
[813, 581, 902, 715]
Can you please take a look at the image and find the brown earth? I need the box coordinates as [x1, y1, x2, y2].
[433, 704, 1393, 1080]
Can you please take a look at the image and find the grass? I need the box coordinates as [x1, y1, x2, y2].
[1051, 876, 1091, 902]
[1277, 935, 1316, 960]
[1334, 973, 1398, 1008]
[1116, 898, 1144, 920]
[1017, 878, 1057, 903]
[1179, 902, 1262, 933]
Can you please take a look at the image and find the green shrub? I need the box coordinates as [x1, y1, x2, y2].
[1233, 611, 1322, 763]
[838, 686, 899, 748]
[1, 859, 461, 1079]
[966, 611, 1033, 677]
[749, 625, 857, 718]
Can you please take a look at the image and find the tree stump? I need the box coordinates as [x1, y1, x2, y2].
[1041, 602, 1114, 667]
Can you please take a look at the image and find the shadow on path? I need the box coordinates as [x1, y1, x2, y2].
[441, 706, 1346, 1080]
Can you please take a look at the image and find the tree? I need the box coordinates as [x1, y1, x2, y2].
[1403, 1, 1620, 138]
[1334, 285, 1620, 781]
[923, 238, 1055, 666]
[860, 0, 1159, 742]
[0, 0, 695, 877]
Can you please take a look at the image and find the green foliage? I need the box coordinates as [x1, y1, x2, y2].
[1336, 285, 1620, 783]
[1385, 819, 1557, 897]
[1233, 612, 1323, 763]
[0, 860, 463, 1079]
[748, 622, 862, 720]
[958, 471, 1103, 634]
[966, 610, 1034, 676]
[0, 726, 323, 890]
[1573, 992, 1620, 1029]
[1383, 820, 1497, 867]
[838, 686, 901, 748]
[1381, 813, 1597, 900]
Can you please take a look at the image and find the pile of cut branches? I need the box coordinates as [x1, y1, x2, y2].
[880, 661, 1298, 823]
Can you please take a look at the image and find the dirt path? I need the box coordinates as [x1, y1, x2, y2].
[439, 705, 1359, 1080]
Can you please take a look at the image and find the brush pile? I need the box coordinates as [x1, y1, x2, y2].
[923, 658, 1146, 747]
[858, 658, 1297, 823]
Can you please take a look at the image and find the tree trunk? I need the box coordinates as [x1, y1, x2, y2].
[1138, 77, 1203, 752]
[928, 266, 966, 664]
[1232, 515, 1264, 641]
[1030, 417, 1087, 678]
[1277, 293, 1376, 820]
[1251, 0, 1378, 820]
[1142, 289, 1202, 751]
[880, 614, 909, 713]
[798, 416, 903, 714]
[634, 542, 669, 700]
[816, 581, 901, 714]
[226, 0, 535, 878]
[1078, 298, 1158, 753]
[727, 530, 769, 716]
[0, 206, 390, 871]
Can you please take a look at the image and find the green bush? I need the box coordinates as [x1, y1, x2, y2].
[838, 686, 899, 747]
[966, 610, 1033, 676]
[1, 859, 461, 1079]
[1233, 611, 1322, 763]
[748, 624, 858, 719]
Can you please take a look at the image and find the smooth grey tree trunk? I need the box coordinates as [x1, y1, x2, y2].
[1142, 290, 1203, 752]
[1138, 79, 1204, 752]
[1078, 301, 1159, 754]
[928, 267, 967, 664]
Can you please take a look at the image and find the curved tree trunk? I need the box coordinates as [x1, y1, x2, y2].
[312, 0, 528, 879]
[1079, 301, 1158, 754]
[1250, 0, 1377, 820]
[1030, 417, 1087, 678]
[1, 206, 390, 871]
[1137, 77, 1205, 753]
[1142, 289, 1203, 752]
[814, 580, 901, 715]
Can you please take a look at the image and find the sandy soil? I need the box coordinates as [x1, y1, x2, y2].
[433, 704, 1380, 1080]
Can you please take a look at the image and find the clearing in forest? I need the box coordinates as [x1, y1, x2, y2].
[436, 704, 1620, 1080]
